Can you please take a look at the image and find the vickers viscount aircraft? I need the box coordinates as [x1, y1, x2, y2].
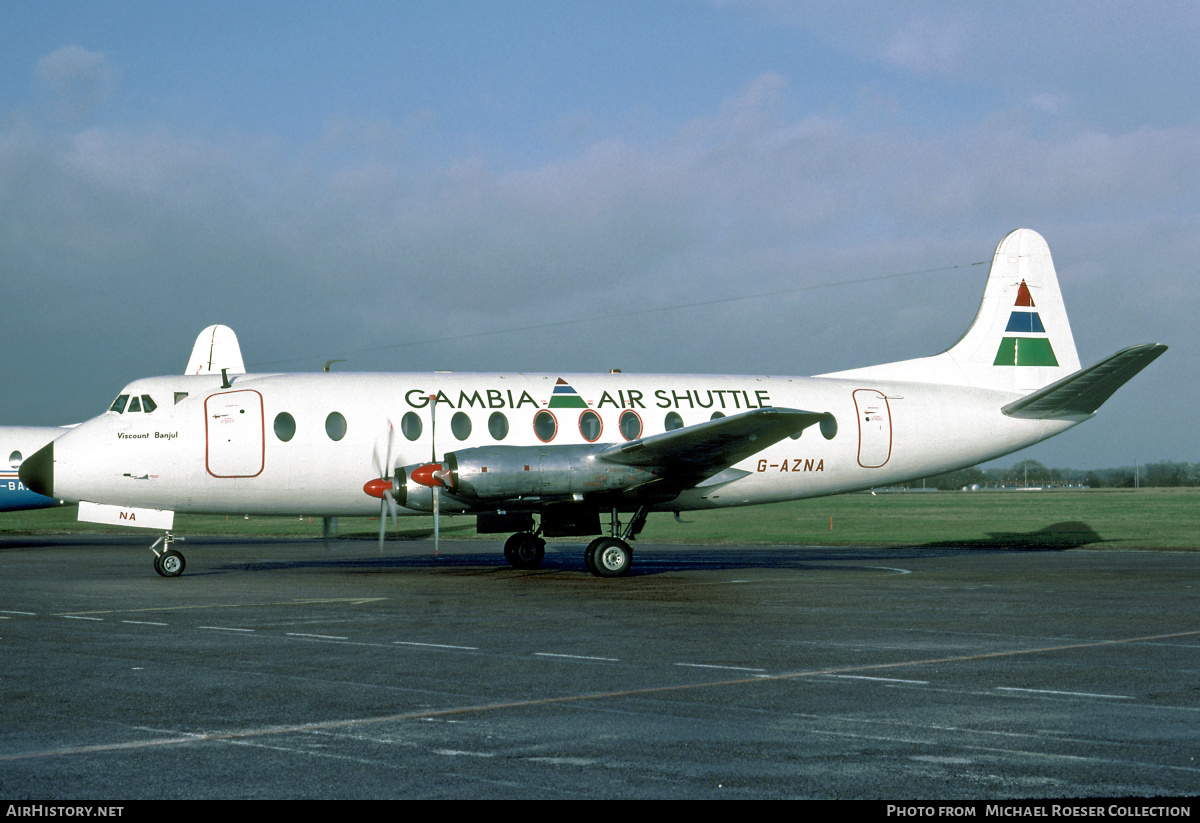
[1, 325, 246, 513]
[20, 230, 1165, 578]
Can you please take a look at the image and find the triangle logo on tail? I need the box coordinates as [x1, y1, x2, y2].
[994, 280, 1058, 367]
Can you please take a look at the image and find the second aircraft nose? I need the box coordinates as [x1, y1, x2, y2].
[18, 442, 53, 498]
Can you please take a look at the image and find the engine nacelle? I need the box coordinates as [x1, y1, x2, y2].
[392, 466, 472, 513]
[444, 444, 657, 502]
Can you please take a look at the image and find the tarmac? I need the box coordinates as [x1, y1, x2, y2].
[1, 535, 1198, 799]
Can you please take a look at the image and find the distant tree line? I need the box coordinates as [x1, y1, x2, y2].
[902, 460, 1200, 490]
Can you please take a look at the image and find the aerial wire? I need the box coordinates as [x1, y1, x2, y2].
[248, 259, 986, 369]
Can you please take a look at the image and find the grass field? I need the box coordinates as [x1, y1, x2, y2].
[3, 488, 1197, 550]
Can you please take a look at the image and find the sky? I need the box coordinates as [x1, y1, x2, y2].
[2, 0, 1197, 470]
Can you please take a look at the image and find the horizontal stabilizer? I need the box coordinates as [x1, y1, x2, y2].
[601, 407, 831, 483]
[1002, 343, 1167, 420]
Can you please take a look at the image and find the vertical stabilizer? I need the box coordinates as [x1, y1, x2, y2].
[823, 229, 1081, 392]
[185, 325, 246, 376]
[943, 228, 1080, 392]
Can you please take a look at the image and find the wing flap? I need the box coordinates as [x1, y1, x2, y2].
[600, 407, 830, 484]
[1002, 343, 1167, 420]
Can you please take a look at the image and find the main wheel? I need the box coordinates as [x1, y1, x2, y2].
[157, 549, 186, 577]
[584, 537, 605, 575]
[588, 538, 632, 578]
[503, 532, 545, 569]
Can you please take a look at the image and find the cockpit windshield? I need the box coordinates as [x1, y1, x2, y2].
[108, 393, 157, 414]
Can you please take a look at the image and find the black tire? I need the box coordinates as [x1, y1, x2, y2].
[584, 537, 604, 575]
[588, 538, 632, 578]
[158, 549, 185, 577]
[504, 532, 545, 569]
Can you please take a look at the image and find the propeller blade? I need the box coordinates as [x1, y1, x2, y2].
[430, 394, 439, 558]
[377, 498, 387, 554]
[384, 488, 399, 544]
[373, 419, 397, 556]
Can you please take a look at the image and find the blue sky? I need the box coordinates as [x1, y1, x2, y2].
[2, 1, 1197, 469]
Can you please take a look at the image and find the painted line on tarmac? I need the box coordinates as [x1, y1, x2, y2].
[4, 627, 1198, 764]
[394, 641, 479, 651]
[996, 686, 1132, 699]
[49, 598, 386, 617]
[676, 662, 767, 672]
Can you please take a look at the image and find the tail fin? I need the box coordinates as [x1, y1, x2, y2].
[942, 228, 1080, 392]
[185, 324, 246, 376]
[824, 228, 1081, 392]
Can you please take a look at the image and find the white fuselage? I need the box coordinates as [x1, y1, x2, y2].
[46, 370, 1077, 517]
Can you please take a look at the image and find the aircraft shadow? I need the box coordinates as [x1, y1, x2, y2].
[199, 520, 1103, 577]
[912, 520, 1103, 552]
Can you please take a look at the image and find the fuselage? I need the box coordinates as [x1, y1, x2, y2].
[37, 370, 1078, 517]
[1, 426, 69, 511]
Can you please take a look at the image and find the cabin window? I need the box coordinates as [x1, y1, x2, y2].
[619, 410, 642, 441]
[533, 410, 557, 442]
[451, 412, 472, 440]
[664, 411, 684, 431]
[401, 412, 422, 441]
[579, 410, 602, 442]
[9, 451, 21, 469]
[109, 394, 129, 414]
[710, 411, 725, 421]
[141, 395, 157, 414]
[488, 411, 509, 441]
[325, 411, 347, 441]
[274, 412, 296, 442]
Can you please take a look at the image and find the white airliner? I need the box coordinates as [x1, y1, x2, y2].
[20, 230, 1165, 578]
[1, 325, 246, 513]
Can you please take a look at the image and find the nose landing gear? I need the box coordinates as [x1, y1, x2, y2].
[150, 533, 186, 577]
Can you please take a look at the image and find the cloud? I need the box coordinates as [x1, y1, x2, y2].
[2, 66, 1197, 469]
[34, 46, 118, 125]
[880, 12, 975, 76]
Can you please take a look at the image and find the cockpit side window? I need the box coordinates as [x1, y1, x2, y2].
[141, 395, 157, 413]
[109, 394, 130, 414]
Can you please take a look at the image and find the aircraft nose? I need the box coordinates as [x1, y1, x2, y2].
[19, 442, 53, 498]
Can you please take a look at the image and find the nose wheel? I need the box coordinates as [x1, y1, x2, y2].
[150, 533, 186, 577]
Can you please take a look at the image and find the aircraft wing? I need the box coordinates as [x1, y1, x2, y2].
[599, 407, 828, 485]
[1002, 343, 1167, 420]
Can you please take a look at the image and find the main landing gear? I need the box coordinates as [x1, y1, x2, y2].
[583, 536, 632, 577]
[150, 533, 186, 577]
[503, 531, 546, 569]
[501, 506, 647, 578]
